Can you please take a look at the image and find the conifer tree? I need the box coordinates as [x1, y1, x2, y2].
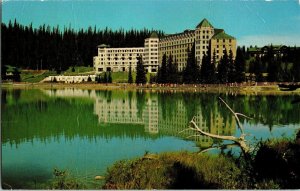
[96, 75, 102, 83]
[172, 59, 179, 83]
[200, 54, 208, 83]
[135, 56, 146, 84]
[200, 52, 216, 84]
[158, 54, 167, 83]
[166, 55, 178, 83]
[218, 50, 229, 83]
[254, 55, 264, 82]
[266, 45, 277, 82]
[209, 50, 217, 83]
[103, 72, 108, 83]
[12, 67, 21, 82]
[1, 65, 8, 80]
[292, 48, 300, 82]
[228, 49, 236, 83]
[183, 42, 199, 84]
[108, 71, 112, 83]
[235, 46, 246, 83]
[128, 64, 133, 83]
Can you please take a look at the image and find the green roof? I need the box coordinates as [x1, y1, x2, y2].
[196, 18, 214, 28]
[149, 31, 159, 38]
[212, 31, 235, 40]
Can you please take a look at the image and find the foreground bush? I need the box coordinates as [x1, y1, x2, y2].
[103, 151, 246, 189]
[253, 136, 300, 189]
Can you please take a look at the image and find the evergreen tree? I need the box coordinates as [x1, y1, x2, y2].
[217, 50, 229, 83]
[292, 48, 300, 82]
[228, 49, 236, 83]
[171, 59, 179, 83]
[209, 50, 217, 83]
[254, 55, 264, 82]
[1, 65, 8, 80]
[158, 54, 167, 83]
[201, 52, 216, 84]
[183, 42, 199, 83]
[266, 45, 277, 82]
[128, 64, 133, 83]
[200, 54, 208, 83]
[166, 55, 178, 83]
[135, 56, 146, 84]
[108, 72, 112, 83]
[235, 46, 246, 83]
[1, 20, 164, 71]
[87, 76, 92, 82]
[103, 72, 108, 83]
[149, 74, 156, 84]
[12, 67, 21, 82]
[52, 77, 57, 83]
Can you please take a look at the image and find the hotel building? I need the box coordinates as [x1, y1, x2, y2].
[93, 33, 159, 74]
[159, 18, 236, 71]
[93, 18, 236, 73]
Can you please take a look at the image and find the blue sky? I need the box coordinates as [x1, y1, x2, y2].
[2, 0, 300, 46]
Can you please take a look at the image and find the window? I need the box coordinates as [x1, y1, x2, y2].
[98, 68, 103, 72]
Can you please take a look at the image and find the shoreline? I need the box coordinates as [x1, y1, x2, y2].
[2, 82, 300, 95]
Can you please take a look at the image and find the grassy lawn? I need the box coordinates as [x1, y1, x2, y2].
[21, 70, 57, 83]
[64, 66, 94, 75]
[96, 72, 154, 83]
[19, 66, 156, 83]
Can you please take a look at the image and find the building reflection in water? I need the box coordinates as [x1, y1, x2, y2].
[43, 89, 236, 148]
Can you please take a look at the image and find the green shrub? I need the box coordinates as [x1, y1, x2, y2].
[253, 138, 300, 189]
[103, 151, 245, 189]
[50, 168, 86, 189]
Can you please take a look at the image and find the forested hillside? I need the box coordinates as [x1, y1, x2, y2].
[2, 20, 164, 72]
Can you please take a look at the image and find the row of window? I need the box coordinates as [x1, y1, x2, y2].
[196, 35, 210, 40]
[144, 61, 158, 64]
[159, 38, 194, 46]
[159, 44, 193, 50]
[101, 56, 139, 61]
[104, 49, 144, 53]
[195, 30, 212, 34]
[99, 53, 141, 57]
[145, 44, 158, 47]
[215, 39, 232, 43]
[98, 62, 137, 65]
[196, 45, 209, 50]
[145, 40, 159, 43]
[196, 40, 209, 44]
[195, 51, 208, 55]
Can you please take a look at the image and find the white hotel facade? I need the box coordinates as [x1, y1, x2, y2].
[93, 19, 236, 74]
[93, 32, 159, 74]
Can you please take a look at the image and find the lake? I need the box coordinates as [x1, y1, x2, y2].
[2, 88, 300, 189]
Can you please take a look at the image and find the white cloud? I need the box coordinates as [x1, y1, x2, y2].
[238, 34, 300, 47]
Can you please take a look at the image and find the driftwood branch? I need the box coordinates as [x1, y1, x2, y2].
[199, 143, 238, 154]
[218, 97, 252, 135]
[186, 97, 252, 154]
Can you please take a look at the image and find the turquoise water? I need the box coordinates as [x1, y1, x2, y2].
[2, 88, 300, 188]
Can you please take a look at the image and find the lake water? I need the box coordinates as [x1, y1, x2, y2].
[2, 88, 300, 189]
